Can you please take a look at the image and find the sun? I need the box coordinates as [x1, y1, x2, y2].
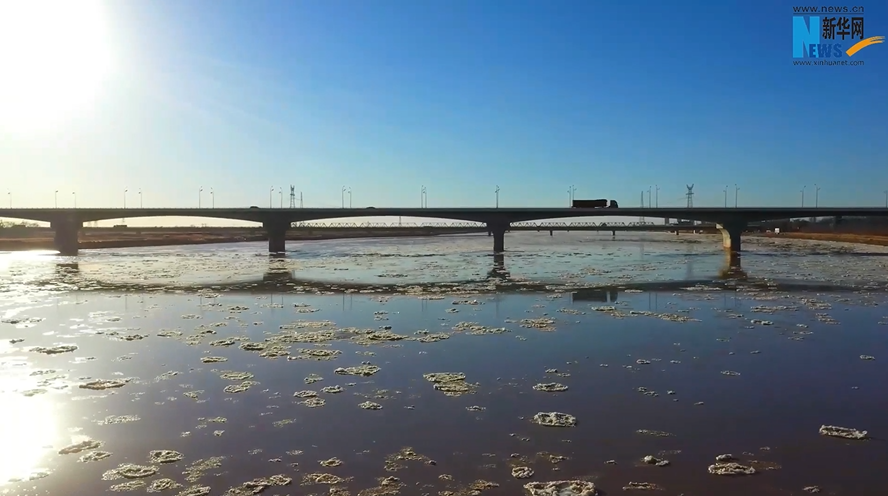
[0, 0, 113, 133]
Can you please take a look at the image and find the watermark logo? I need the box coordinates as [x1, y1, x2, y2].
[792, 7, 883, 64]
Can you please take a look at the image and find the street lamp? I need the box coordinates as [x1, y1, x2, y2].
[655, 185, 659, 208]
[124, 188, 128, 208]
[495, 185, 500, 208]
[341, 186, 347, 209]
[54, 190, 58, 208]
[199, 187, 203, 208]
[139, 189, 143, 208]
[279, 187, 283, 208]
[211, 188, 215, 208]
[814, 184, 820, 208]
[6, 191, 10, 208]
[269, 187, 274, 208]
[723, 185, 728, 208]
[884, 190, 887, 208]
[567, 186, 572, 206]
[348, 188, 352, 208]
[72, 192, 77, 208]
[734, 184, 739, 208]
[647, 187, 652, 210]
[800, 185, 806, 208]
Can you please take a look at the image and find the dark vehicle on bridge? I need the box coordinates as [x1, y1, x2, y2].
[572, 199, 618, 208]
[249, 206, 259, 209]
[366, 206, 376, 209]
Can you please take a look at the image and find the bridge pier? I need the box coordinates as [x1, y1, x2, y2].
[549, 230, 553, 236]
[487, 223, 508, 253]
[832, 215, 843, 231]
[51, 220, 82, 255]
[716, 221, 748, 253]
[263, 221, 289, 253]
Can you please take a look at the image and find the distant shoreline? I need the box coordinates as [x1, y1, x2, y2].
[4, 228, 888, 253]
[0, 229, 480, 252]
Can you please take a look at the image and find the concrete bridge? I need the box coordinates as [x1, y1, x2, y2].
[1, 206, 884, 255]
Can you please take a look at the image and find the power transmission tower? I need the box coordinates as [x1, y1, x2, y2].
[289, 185, 296, 208]
[685, 184, 694, 208]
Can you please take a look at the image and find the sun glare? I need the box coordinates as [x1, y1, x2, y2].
[0, 389, 60, 484]
[0, 0, 113, 133]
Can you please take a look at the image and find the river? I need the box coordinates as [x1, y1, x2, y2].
[1, 232, 887, 495]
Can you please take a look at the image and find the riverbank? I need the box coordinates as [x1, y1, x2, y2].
[0, 229, 480, 251]
[754, 231, 888, 247]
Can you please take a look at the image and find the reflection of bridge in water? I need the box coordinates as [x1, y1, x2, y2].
[261, 250, 751, 290]
[46, 249, 884, 296]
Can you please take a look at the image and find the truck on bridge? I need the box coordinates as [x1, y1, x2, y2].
[572, 199, 618, 208]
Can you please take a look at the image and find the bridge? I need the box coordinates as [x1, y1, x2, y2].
[1, 206, 884, 255]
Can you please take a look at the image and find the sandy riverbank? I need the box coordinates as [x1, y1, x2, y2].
[754, 232, 888, 247]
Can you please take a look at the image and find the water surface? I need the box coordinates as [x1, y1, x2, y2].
[1, 232, 887, 495]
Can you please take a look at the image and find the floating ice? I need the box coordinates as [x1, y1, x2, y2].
[30, 345, 78, 354]
[148, 450, 184, 464]
[531, 412, 577, 428]
[523, 479, 598, 495]
[58, 439, 102, 455]
[819, 425, 868, 440]
[623, 482, 664, 490]
[335, 364, 381, 376]
[512, 466, 534, 479]
[533, 383, 569, 392]
[80, 379, 127, 390]
[708, 462, 756, 476]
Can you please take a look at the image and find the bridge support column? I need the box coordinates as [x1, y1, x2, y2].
[263, 221, 289, 253]
[832, 215, 843, 231]
[51, 220, 82, 255]
[549, 230, 553, 236]
[716, 221, 748, 253]
[487, 223, 508, 253]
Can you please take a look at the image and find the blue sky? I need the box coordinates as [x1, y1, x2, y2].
[1, 0, 887, 226]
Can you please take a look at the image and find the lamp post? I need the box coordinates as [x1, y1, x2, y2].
[279, 187, 283, 208]
[6, 191, 10, 208]
[123, 188, 128, 209]
[884, 190, 887, 208]
[421, 186, 427, 208]
[139, 189, 143, 208]
[72, 192, 77, 209]
[814, 184, 820, 207]
[495, 185, 500, 208]
[567, 186, 572, 206]
[199, 187, 203, 208]
[647, 187, 652, 210]
[800, 185, 806, 208]
[54, 190, 58, 208]
[348, 188, 352, 208]
[734, 184, 739, 208]
[341, 186, 347, 209]
[269, 187, 273, 208]
[723, 185, 728, 208]
[655, 185, 659, 208]
[211, 188, 214, 208]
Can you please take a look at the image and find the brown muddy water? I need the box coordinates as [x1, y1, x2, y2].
[2, 232, 888, 496]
